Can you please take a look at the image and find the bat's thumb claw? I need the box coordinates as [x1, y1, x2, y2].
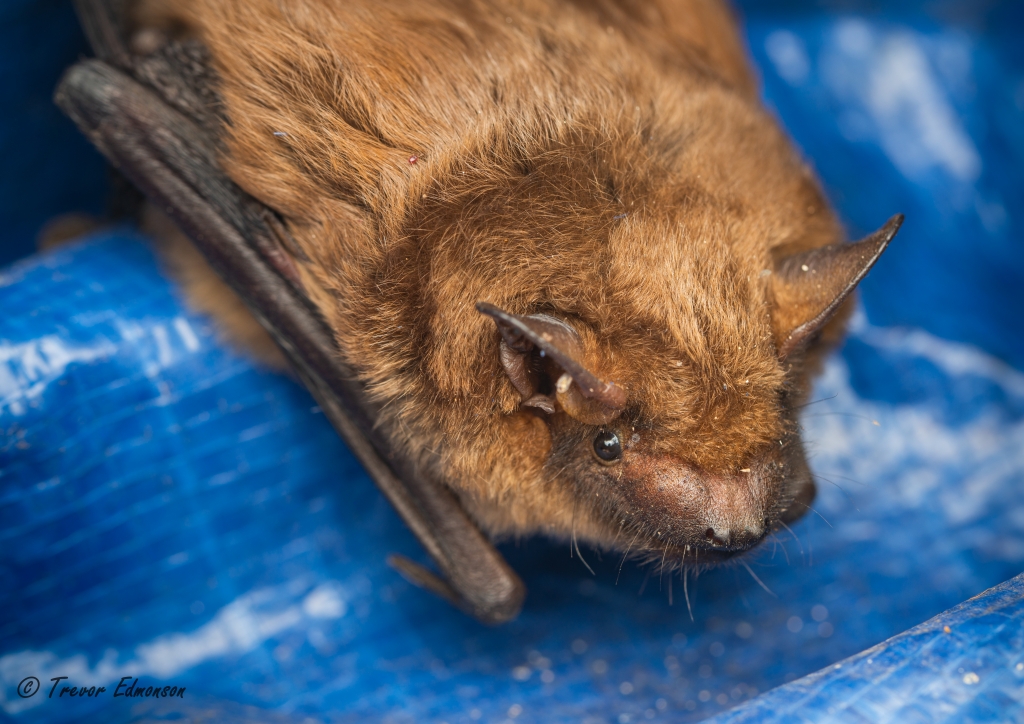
[387, 554, 463, 607]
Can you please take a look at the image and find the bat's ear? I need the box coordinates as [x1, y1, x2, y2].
[476, 302, 627, 425]
[770, 215, 903, 359]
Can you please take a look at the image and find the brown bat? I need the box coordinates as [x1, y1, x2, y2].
[57, 0, 901, 623]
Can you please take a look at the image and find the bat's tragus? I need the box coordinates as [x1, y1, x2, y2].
[477, 301, 628, 426]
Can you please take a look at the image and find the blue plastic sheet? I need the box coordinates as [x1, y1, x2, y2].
[5, 230, 1024, 723]
[2, 2, 1024, 723]
[710, 572, 1024, 723]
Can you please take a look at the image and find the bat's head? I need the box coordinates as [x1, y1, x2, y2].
[476, 215, 901, 566]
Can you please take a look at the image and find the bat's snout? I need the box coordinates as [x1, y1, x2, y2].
[617, 452, 779, 556]
[696, 467, 771, 552]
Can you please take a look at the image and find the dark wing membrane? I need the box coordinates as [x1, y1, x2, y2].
[57, 0, 524, 624]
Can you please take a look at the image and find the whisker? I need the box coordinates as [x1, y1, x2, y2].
[568, 475, 595, 575]
[813, 473, 850, 495]
[770, 531, 791, 565]
[683, 569, 694, 622]
[668, 571, 673, 606]
[813, 474, 859, 510]
[740, 560, 777, 598]
[776, 520, 803, 557]
[791, 501, 833, 528]
[638, 569, 652, 596]
[573, 535, 595, 576]
[570, 489, 579, 559]
[794, 392, 839, 410]
[815, 470, 868, 488]
[617, 530, 642, 585]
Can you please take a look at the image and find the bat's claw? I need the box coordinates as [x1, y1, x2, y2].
[387, 554, 463, 608]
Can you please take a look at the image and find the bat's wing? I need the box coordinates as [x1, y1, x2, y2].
[55, 0, 525, 624]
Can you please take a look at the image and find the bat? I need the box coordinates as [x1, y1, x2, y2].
[56, 0, 901, 624]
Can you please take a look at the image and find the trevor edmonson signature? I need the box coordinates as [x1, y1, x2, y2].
[17, 676, 186, 700]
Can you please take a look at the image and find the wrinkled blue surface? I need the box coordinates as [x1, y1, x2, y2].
[709, 572, 1024, 724]
[2, 2, 1024, 723]
[5, 233, 1024, 724]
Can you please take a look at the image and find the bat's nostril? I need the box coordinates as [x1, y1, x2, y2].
[706, 526, 732, 547]
[703, 523, 765, 551]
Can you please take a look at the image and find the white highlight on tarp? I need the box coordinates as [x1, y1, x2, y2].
[0, 315, 206, 417]
[0, 336, 116, 416]
[0, 581, 348, 714]
[768, 19, 983, 184]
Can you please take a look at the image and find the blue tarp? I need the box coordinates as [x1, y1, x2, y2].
[1, 2, 1023, 722]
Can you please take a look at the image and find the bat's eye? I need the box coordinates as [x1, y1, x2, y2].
[593, 431, 623, 463]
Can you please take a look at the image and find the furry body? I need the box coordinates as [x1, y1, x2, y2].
[139, 0, 855, 564]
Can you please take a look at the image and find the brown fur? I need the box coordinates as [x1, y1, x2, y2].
[37, 213, 102, 250]
[138, 0, 853, 561]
